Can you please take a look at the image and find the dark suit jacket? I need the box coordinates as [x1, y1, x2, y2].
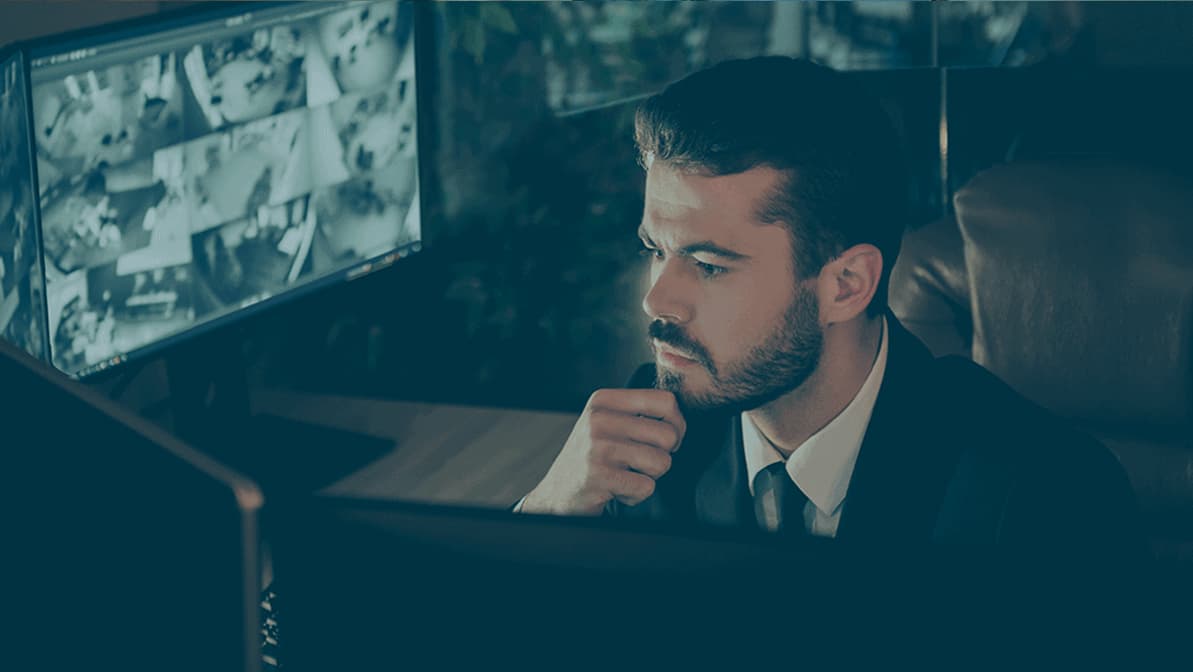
[606, 313, 1147, 561]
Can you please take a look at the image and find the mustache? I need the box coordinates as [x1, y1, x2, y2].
[648, 320, 715, 373]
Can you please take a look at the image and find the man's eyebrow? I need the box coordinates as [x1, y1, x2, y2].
[637, 225, 749, 261]
[678, 241, 749, 261]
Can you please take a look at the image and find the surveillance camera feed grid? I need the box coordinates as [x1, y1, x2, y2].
[32, 1, 419, 375]
[0, 54, 50, 362]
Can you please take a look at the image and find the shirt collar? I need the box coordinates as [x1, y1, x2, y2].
[741, 316, 889, 517]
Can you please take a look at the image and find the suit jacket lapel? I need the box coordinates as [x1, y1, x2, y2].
[691, 414, 754, 528]
[834, 313, 961, 544]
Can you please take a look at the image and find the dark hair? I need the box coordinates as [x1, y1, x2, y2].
[634, 56, 906, 318]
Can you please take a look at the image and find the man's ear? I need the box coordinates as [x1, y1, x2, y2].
[815, 243, 883, 326]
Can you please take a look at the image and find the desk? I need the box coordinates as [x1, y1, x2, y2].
[249, 388, 578, 509]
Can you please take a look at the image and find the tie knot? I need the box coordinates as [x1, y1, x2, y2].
[753, 463, 792, 498]
[752, 462, 809, 535]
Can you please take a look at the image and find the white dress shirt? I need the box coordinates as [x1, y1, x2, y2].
[741, 316, 888, 538]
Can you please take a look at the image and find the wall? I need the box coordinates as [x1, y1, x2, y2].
[0, 1, 186, 46]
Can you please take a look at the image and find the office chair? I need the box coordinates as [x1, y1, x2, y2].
[891, 158, 1193, 562]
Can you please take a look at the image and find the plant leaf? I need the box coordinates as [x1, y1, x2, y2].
[481, 4, 519, 34]
[462, 19, 487, 64]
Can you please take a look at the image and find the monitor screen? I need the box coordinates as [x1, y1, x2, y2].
[0, 49, 49, 362]
[1, 336, 263, 672]
[28, 1, 421, 377]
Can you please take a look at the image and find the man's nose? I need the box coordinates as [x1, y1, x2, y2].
[642, 261, 692, 324]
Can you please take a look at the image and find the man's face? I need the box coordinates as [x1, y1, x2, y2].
[640, 162, 824, 413]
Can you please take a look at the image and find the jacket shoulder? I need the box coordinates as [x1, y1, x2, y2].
[927, 357, 1144, 554]
[929, 355, 1114, 461]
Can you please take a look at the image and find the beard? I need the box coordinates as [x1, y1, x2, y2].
[650, 285, 823, 415]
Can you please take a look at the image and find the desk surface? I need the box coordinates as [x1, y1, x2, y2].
[250, 389, 578, 509]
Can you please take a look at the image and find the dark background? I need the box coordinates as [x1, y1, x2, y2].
[5, 1, 1193, 417]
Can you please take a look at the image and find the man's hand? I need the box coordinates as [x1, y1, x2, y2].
[520, 389, 687, 516]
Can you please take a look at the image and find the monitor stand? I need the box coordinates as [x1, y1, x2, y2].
[164, 331, 394, 499]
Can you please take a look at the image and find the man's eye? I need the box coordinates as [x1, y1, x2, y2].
[639, 246, 663, 260]
[694, 260, 727, 278]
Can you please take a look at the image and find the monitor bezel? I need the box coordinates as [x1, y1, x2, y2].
[23, 1, 428, 380]
[0, 45, 53, 364]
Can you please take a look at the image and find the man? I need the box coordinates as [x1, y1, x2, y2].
[519, 57, 1144, 558]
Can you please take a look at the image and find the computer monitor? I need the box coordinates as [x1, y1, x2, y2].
[2, 336, 263, 672]
[270, 495, 1065, 669]
[0, 47, 49, 362]
[25, 0, 422, 377]
[271, 493, 1192, 668]
[271, 496, 789, 668]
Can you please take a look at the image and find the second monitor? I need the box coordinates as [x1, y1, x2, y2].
[27, 0, 422, 377]
[0, 47, 48, 363]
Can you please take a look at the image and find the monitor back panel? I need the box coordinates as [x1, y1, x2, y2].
[2, 338, 262, 672]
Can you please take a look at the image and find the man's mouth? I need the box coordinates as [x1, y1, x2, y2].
[654, 341, 699, 368]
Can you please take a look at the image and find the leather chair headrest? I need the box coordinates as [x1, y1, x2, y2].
[953, 159, 1193, 429]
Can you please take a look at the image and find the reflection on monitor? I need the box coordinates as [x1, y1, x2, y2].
[29, 1, 421, 376]
[0, 49, 49, 362]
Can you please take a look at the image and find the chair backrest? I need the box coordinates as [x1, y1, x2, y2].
[952, 159, 1193, 433]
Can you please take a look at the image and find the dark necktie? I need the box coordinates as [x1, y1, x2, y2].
[752, 461, 810, 536]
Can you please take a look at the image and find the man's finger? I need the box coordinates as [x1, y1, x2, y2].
[589, 388, 686, 438]
[607, 441, 673, 479]
[592, 410, 681, 453]
[606, 468, 657, 506]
